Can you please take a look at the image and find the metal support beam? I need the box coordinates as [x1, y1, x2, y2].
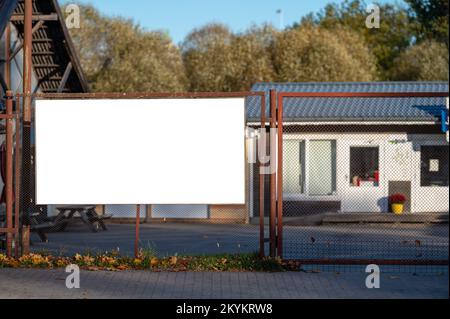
[9, 20, 45, 63]
[10, 14, 58, 21]
[5, 24, 11, 89]
[21, 0, 33, 229]
[57, 62, 72, 93]
[259, 94, 266, 258]
[135, 205, 140, 258]
[5, 91, 14, 257]
[269, 90, 277, 258]
[14, 97, 21, 258]
[276, 92, 283, 258]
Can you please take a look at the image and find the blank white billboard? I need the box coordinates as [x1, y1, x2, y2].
[35, 98, 246, 205]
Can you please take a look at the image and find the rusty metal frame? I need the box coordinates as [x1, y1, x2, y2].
[17, 91, 267, 258]
[0, 91, 20, 257]
[14, 95, 21, 258]
[289, 259, 449, 266]
[269, 90, 277, 257]
[277, 91, 450, 263]
[258, 94, 266, 257]
[5, 23, 11, 89]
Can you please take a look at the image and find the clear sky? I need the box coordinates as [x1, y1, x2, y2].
[61, 0, 402, 44]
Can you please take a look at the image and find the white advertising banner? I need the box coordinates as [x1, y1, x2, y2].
[35, 98, 246, 205]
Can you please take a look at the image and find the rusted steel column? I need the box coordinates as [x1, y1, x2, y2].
[135, 205, 140, 258]
[23, 0, 33, 121]
[5, 24, 11, 88]
[14, 108, 21, 257]
[276, 94, 284, 258]
[259, 94, 266, 258]
[21, 225, 30, 255]
[21, 0, 33, 227]
[5, 91, 14, 256]
[269, 90, 277, 258]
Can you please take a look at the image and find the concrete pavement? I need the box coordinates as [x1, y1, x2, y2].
[0, 268, 447, 299]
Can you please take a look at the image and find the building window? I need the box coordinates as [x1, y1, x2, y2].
[283, 140, 305, 194]
[350, 147, 379, 187]
[421, 146, 449, 187]
[309, 140, 337, 195]
[283, 140, 336, 196]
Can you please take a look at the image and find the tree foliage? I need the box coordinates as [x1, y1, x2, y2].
[67, 5, 187, 92]
[297, 0, 415, 79]
[182, 24, 276, 92]
[405, 0, 449, 46]
[390, 40, 449, 81]
[65, 1, 449, 93]
[273, 26, 378, 82]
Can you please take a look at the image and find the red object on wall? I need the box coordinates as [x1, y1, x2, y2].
[374, 171, 380, 183]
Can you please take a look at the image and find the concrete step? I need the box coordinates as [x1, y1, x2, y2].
[322, 213, 449, 224]
[251, 213, 449, 226]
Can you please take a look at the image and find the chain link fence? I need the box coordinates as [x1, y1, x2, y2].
[1, 92, 268, 259]
[1, 89, 449, 274]
[278, 91, 449, 273]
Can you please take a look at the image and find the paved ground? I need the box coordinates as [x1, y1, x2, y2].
[28, 222, 449, 261]
[0, 268, 447, 299]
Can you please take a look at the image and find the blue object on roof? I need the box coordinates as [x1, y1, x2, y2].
[442, 109, 449, 133]
[247, 82, 449, 123]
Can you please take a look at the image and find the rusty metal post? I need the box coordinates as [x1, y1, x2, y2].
[135, 205, 140, 258]
[259, 94, 266, 258]
[14, 109, 21, 257]
[21, 0, 33, 227]
[276, 93, 284, 258]
[5, 24, 11, 88]
[5, 91, 14, 256]
[21, 226, 30, 255]
[269, 90, 277, 257]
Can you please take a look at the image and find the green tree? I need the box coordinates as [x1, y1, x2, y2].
[182, 24, 276, 92]
[405, 0, 449, 46]
[297, 0, 415, 79]
[272, 26, 378, 82]
[66, 4, 187, 92]
[390, 40, 449, 81]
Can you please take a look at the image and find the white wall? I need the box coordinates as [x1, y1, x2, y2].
[152, 205, 208, 219]
[105, 205, 145, 218]
[102, 204, 209, 219]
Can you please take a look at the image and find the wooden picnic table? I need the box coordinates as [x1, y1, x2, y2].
[55, 205, 112, 233]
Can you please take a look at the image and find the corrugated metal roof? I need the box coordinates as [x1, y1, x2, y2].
[247, 82, 449, 122]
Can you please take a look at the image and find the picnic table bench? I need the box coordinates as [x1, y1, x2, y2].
[55, 206, 112, 233]
[29, 206, 112, 243]
[29, 211, 69, 243]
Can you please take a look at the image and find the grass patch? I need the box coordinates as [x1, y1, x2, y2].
[0, 252, 287, 272]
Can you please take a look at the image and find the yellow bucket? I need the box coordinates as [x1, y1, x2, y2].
[392, 203, 404, 215]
